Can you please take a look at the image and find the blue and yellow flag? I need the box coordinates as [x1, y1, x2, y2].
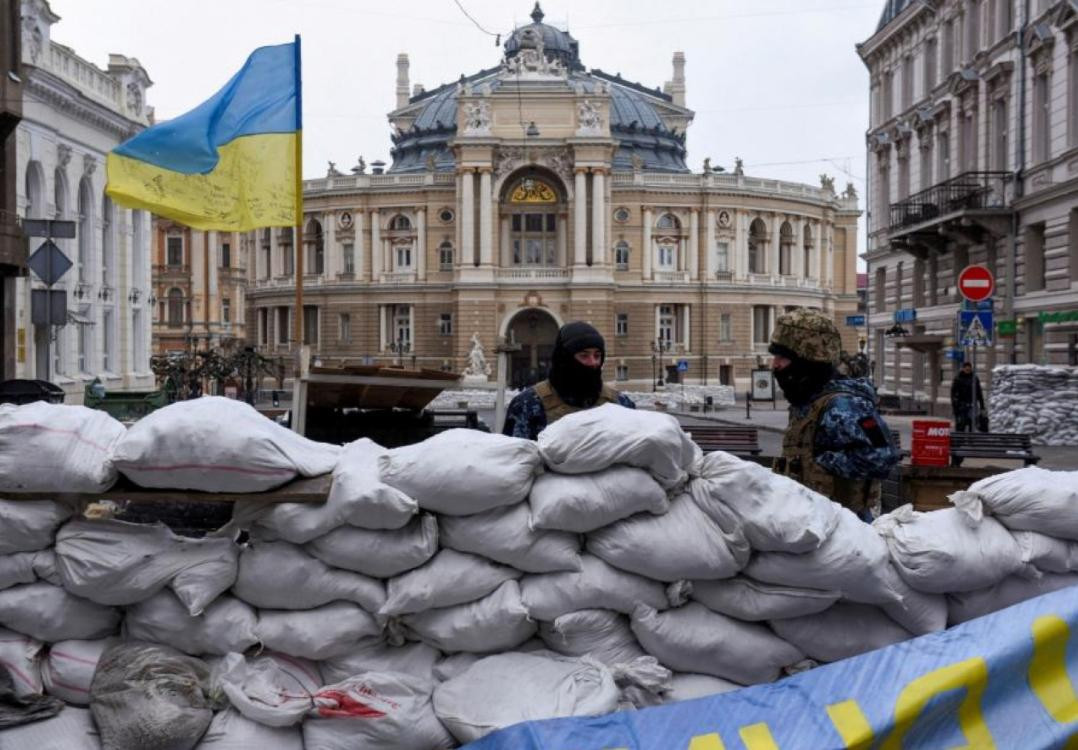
[107, 39, 301, 231]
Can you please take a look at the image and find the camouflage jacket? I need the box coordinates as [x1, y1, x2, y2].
[502, 387, 636, 441]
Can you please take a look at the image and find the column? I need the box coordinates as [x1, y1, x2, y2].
[378, 304, 387, 351]
[207, 231, 219, 299]
[825, 225, 834, 287]
[769, 214, 781, 279]
[573, 169, 588, 266]
[416, 207, 426, 280]
[738, 212, 751, 278]
[324, 212, 337, 277]
[370, 210, 381, 280]
[688, 209, 699, 281]
[705, 209, 716, 278]
[479, 169, 493, 266]
[591, 169, 605, 266]
[460, 169, 475, 266]
[556, 214, 566, 267]
[642, 207, 653, 280]
[500, 217, 511, 267]
[683, 304, 691, 351]
[355, 210, 366, 281]
[812, 220, 822, 282]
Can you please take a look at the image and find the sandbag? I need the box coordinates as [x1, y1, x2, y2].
[690, 577, 840, 621]
[529, 466, 669, 533]
[586, 493, 749, 581]
[952, 467, 1078, 539]
[233, 541, 385, 613]
[381, 549, 520, 616]
[538, 609, 646, 666]
[689, 451, 840, 553]
[256, 602, 382, 660]
[41, 638, 117, 705]
[0, 583, 119, 641]
[112, 397, 339, 492]
[0, 403, 125, 493]
[0, 705, 100, 749]
[664, 672, 743, 704]
[433, 653, 619, 744]
[1013, 530, 1078, 573]
[611, 655, 673, 709]
[433, 652, 481, 683]
[947, 573, 1078, 625]
[212, 652, 321, 727]
[537, 404, 698, 489]
[520, 556, 671, 621]
[90, 642, 215, 750]
[194, 710, 303, 750]
[770, 603, 914, 662]
[874, 505, 1028, 593]
[0, 626, 43, 697]
[0, 500, 75, 555]
[379, 429, 541, 515]
[439, 502, 581, 573]
[124, 591, 257, 657]
[305, 514, 438, 578]
[320, 638, 441, 686]
[631, 603, 804, 685]
[0, 551, 54, 590]
[402, 580, 536, 653]
[303, 673, 454, 750]
[877, 564, 949, 635]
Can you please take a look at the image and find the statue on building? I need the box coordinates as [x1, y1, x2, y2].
[425, 152, 438, 171]
[462, 333, 492, 382]
[631, 153, 644, 172]
[576, 99, 602, 135]
[843, 182, 858, 200]
[733, 157, 744, 176]
[463, 100, 492, 135]
[351, 156, 366, 174]
[702, 157, 711, 174]
[819, 173, 836, 193]
[326, 161, 341, 177]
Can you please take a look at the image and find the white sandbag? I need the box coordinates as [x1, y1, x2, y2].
[256, 602, 382, 660]
[690, 577, 840, 621]
[0, 705, 101, 750]
[689, 451, 841, 553]
[306, 514, 438, 578]
[520, 556, 671, 621]
[0, 500, 75, 556]
[194, 710, 303, 750]
[320, 638, 441, 686]
[433, 652, 481, 682]
[611, 655, 672, 708]
[664, 673, 743, 704]
[947, 573, 1078, 625]
[379, 429, 541, 515]
[433, 652, 619, 744]
[381, 549, 520, 616]
[41, 638, 117, 705]
[631, 603, 804, 685]
[54, 519, 237, 614]
[0, 582, 119, 641]
[402, 580, 536, 653]
[538, 609, 646, 666]
[0, 551, 51, 590]
[537, 403, 697, 489]
[213, 651, 321, 727]
[586, 493, 749, 581]
[745, 506, 903, 606]
[952, 467, 1078, 539]
[529, 466, 669, 533]
[874, 505, 1027, 593]
[877, 564, 948, 636]
[1013, 531, 1078, 573]
[304, 673, 455, 750]
[234, 541, 385, 613]
[0, 626, 43, 697]
[124, 591, 257, 656]
[439, 502, 581, 573]
[0, 403, 125, 493]
[112, 396, 340, 492]
[770, 603, 914, 663]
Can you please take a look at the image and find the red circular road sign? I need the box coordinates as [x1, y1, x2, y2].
[958, 265, 995, 302]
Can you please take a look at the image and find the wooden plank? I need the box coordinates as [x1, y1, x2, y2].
[1, 474, 331, 505]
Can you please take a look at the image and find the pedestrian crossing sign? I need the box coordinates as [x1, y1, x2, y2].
[959, 309, 993, 346]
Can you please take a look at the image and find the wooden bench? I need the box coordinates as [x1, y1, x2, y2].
[686, 425, 761, 457]
[949, 432, 1040, 467]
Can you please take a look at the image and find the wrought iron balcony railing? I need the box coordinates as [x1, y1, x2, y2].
[889, 171, 1014, 233]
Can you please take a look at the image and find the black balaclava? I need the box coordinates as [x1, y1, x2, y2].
[548, 321, 606, 407]
[770, 345, 835, 407]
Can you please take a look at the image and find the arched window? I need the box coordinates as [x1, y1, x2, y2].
[101, 197, 115, 287]
[614, 241, 630, 270]
[77, 178, 94, 283]
[654, 213, 682, 270]
[167, 288, 184, 327]
[386, 214, 415, 270]
[656, 213, 680, 230]
[779, 221, 794, 276]
[507, 177, 559, 266]
[305, 218, 325, 275]
[439, 241, 454, 270]
[748, 218, 768, 275]
[24, 162, 45, 218]
[389, 214, 411, 231]
[803, 224, 813, 278]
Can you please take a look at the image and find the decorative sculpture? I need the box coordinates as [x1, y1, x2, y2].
[463, 333, 492, 380]
[463, 100, 492, 136]
[819, 173, 836, 193]
[351, 156, 366, 175]
[576, 99, 602, 135]
[326, 161, 341, 177]
[734, 157, 744, 176]
[843, 182, 859, 200]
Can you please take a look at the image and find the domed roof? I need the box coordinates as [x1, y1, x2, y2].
[503, 3, 581, 71]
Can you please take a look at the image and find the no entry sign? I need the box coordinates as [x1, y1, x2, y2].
[958, 265, 995, 302]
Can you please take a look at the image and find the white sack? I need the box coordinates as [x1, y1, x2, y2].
[665, 673, 743, 703]
[256, 602, 382, 660]
[538, 609, 646, 666]
[0, 403, 124, 493]
[586, 493, 749, 581]
[948, 573, 1078, 625]
[54, 519, 237, 614]
[1013, 531, 1078, 573]
[233, 541, 385, 613]
[41, 638, 117, 705]
[612, 655, 673, 709]
[124, 591, 257, 656]
[0, 582, 119, 641]
[874, 505, 1027, 593]
[305, 514, 438, 578]
[537, 403, 697, 489]
[952, 467, 1078, 539]
[0, 550, 54, 590]
[690, 577, 840, 621]
[320, 638, 441, 686]
[688, 451, 841, 553]
[402, 580, 536, 653]
[303, 673, 455, 750]
[381, 549, 520, 616]
[631, 603, 804, 685]
[877, 564, 949, 636]
[112, 397, 339, 492]
[379, 429, 541, 515]
[520, 556, 671, 621]
[529, 467, 669, 533]
[433, 652, 481, 682]
[439, 502, 581, 573]
[0, 706, 101, 750]
[0, 499, 75, 555]
[770, 603, 914, 663]
[213, 651, 321, 727]
[433, 653, 619, 744]
[194, 710, 303, 750]
[0, 626, 43, 697]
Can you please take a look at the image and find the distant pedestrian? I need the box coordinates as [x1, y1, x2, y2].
[950, 362, 985, 433]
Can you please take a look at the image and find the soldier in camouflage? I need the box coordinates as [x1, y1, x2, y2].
[769, 309, 898, 520]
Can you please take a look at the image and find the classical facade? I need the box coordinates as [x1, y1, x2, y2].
[859, 0, 1078, 411]
[152, 220, 247, 355]
[13, 0, 154, 402]
[247, 5, 860, 390]
[1, 0, 24, 380]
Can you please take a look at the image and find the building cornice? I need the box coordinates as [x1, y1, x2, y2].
[857, 1, 937, 64]
[24, 68, 146, 140]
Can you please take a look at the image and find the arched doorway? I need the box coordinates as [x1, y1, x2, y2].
[506, 308, 559, 388]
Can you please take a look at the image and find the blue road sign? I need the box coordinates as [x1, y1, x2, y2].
[962, 298, 995, 312]
[894, 308, 917, 323]
[27, 240, 73, 287]
[845, 314, 866, 326]
[959, 309, 994, 346]
[676, 359, 689, 372]
[945, 348, 965, 361]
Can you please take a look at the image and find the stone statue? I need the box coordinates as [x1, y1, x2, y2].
[425, 153, 437, 171]
[819, 173, 836, 193]
[326, 161, 341, 177]
[463, 333, 492, 380]
[843, 182, 859, 200]
[702, 157, 711, 174]
[733, 157, 744, 176]
[351, 156, 366, 175]
[631, 153, 644, 172]
[577, 99, 602, 135]
[463, 100, 492, 135]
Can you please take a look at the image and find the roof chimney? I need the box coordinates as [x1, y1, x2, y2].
[667, 51, 686, 107]
[396, 54, 410, 109]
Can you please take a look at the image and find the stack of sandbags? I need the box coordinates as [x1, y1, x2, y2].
[990, 364, 1078, 445]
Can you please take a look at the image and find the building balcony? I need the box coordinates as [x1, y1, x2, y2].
[653, 270, 690, 283]
[887, 171, 1015, 253]
[495, 267, 571, 283]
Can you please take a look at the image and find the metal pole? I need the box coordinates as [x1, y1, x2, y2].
[971, 339, 977, 430]
[44, 233, 51, 382]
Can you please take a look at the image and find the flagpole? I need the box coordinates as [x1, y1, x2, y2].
[293, 33, 304, 347]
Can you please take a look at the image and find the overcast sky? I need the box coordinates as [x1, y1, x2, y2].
[46, 0, 882, 258]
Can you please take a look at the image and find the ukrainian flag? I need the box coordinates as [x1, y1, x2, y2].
[107, 39, 301, 231]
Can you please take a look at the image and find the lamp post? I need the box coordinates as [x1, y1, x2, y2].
[652, 338, 671, 389]
[389, 332, 410, 367]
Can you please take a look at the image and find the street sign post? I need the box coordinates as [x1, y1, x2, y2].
[23, 221, 77, 382]
[676, 359, 689, 372]
[958, 265, 995, 302]
[960, 310, 994, 346]
[845, 314, 866, 326]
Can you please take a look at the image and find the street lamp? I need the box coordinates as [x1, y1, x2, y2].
[389, 332, 410, 366]
[652, 338, 671, 389]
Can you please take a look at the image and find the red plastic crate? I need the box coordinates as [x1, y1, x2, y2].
[911, 420, 951, 467]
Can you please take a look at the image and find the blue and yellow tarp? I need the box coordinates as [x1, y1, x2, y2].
[466, 585, 1078, 749]
[106, 40, 300, 231]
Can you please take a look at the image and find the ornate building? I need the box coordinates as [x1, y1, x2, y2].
[1, 0, 24, 380]
[13, 0, 153, 401]
[247, 4, 860, 390]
